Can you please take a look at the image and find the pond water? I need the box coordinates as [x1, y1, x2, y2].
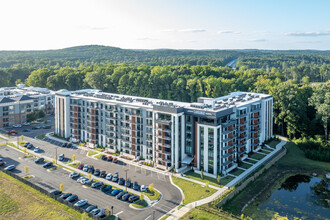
[246, 174, 330, 220]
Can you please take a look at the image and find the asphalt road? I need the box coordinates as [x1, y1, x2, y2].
[0, 135, 182, 220]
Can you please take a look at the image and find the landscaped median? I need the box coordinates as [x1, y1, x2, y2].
[183, 171, 235, 187]
[87, 150, 98, 157]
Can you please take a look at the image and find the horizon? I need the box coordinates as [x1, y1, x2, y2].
[1, 0, 330, 50]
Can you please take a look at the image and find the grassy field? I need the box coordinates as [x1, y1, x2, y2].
[68, 162, 79, 169]
[0, 171, 92, 220]
[145, 188, 161, 201]
[222, 141, 330, 215]
[229, 168, 245, 176]
[267, 139, 281, 148]
[180, 207, 236, 220]
[94, 153, 105, 159]
[184, 171, 235, 187]
[172, 176, 217, 205]
[249, 152, 267, 160]
[239, 163, 253, 169]
[132, 200, 148, 208]
[88, 151, 98, 156]
[36, 134, 46, 140]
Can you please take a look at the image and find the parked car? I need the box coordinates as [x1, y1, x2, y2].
[112, 172, 119, 182]
[128, 195, 139, 203]
[113, 158, 118, 163]
[133, 181, 139, 191]
[69, 172, 80, 178]
[81, 178, 93, 185]
[43, 162, 52, 168]
[94, 169, 100, 176]
[34, 157, 44, 163]
[74, 199, 88, 207]
[22, 122, 31, 126]
[111, 189, 123, 196]
[126, 179, 131, 188]
[116, 191, 126, 199]
[13, 124, 22, 128]
[43, 125, 51, 129]
[86, 205, 97, 213]
[77, 176, 87, 183]
[59, 193, 72, 199]
[22, 129, 30, 132]
[107, 156, 113, 162]
[87, 165, 94, 173]
[61, 143, 67, 147]
[65, 194, 78, 202]
[90, 208, 100, 215]
[67, 143, 72, 148]
[83, 164, 89, 172]
[27, 144, 34, 149]
[122, 193, 132, 201]
[96, 208, 106, 218]
[106, 173, 113, 181]
[7, 130, 18, 135]
[77, 163, 84, 170]
[100, 170, 106, 178]
[4, 164, 16, 171]
[50, 189, 62, 195]
[118, 178, 125, 185]
[31, 126, 39, 130]
[140, 185, 147, 192]
[34, 147, 40, 153]
[101, 155, 107, 160]
[23, 142, 30, 148]
[91, 182, 103, 188]
[58, 154, 64, 161]
[101, 185, 112, 192]
[0, 160, 5, 166]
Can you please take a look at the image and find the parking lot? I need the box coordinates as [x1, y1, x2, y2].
[0, 135, 182, 220]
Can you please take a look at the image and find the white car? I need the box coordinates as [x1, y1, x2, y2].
[13, 124, 22, 128]
[140, 185, 147, 192]
[69, 172, 80, 178]
[34, 147, 40, 153]
[23, 122, 31, 126]
[74, 199, 88, 207]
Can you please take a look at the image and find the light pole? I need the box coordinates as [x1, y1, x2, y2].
[55, 147, 58, 164]
[125, 169, 128, 192]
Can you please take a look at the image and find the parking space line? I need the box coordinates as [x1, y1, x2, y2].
[115, 211, 123, 216]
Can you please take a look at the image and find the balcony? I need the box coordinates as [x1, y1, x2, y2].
[156, 119, 171, 125]
[222, 130, 233, 135]
[251, 108, 261, 113]
[222, 136, 234, 143]
[222, 119, 236, 127]
[221, 145, 233, 151]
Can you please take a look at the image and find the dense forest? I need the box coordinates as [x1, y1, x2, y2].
[0, 45, 329, 161]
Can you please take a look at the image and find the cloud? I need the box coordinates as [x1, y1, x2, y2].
[217, 30, 241, 35]
[249, 39, 268, 42]
[297, 40, 322, 44]
[78, 25, 110, 31]
[136, 37, 158, 41]
[160, 28, 206, 33]
[285, 30, 330, 37]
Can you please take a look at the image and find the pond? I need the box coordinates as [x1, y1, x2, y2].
[244, 174, 330, 220]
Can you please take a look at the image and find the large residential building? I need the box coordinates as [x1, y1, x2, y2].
[0, 84, 55, 128]
[55, 90, 273, 177]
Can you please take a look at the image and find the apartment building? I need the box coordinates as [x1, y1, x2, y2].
[0, 84, 55, 127]
[55, 90, 273, 177]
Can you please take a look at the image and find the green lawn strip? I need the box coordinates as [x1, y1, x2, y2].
[239, 163, 253, 169]
[145, 189, 161, 201]
[249, 152, 266, 160]
[36, 134, 46, 140]
[1, 133, 11, 138]
[180, 206, 235, 220]
[222, 141, 330, 216]
[229, 168, 245, 176]
[94, 154, 105, 159]
[17, 141, 26, 147]
[68, 162, 80, 169]
[172, 177, 216, 205]
[159, 214, 170, 220]
[94, 147, 104, 152]
[267, 140, 281, 148]
[0, 171, 92, 219]
[132, 200, 148, 208]
[245, 158, 258, 164]
[184, 170, 233, 187]
[88, 151, 98, 156]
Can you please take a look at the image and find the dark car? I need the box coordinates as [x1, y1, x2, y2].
[107, 156, 113, 162]
[100, 170, 106, 178]
[86, 205, 97, 213]
[60, 193, 72, 199]
[91, 182, 103, 188]
[122, 193, 132, 201]
[65, 194, 78, 202]
[77, 163, 84, 170]
[128, 195, 139, 203]
[126, 179, 131, 188]
[43, 162, 52, 168]
[67, 143, 73, 148]
[101, 155, 107, 160]
[61, 143, 67, 147]
[90, 209, 100, 215]
[58, 154, 64, 161]
[113, 158, 118, 163]
[43, 125, 51, 129]
[23, 129, 30, 132]
[7, 130, 18, 134]
[118, 178, 125, 185]
[101, 185, 112, 192]
[27, 144, 34, 149]
[34, 157, 44, 163]
[0, 160, 5, 166]
[111, 189, 123, 196]
[96, 208, 106, 218]
[94, 169, 100, 176]
[50, 189, 61, 195]
[87, 165, 94, 173]
[116, 191, 126, 199]
[31, 126, 39, 130]
[23, 142, 30, 148]
[133, 181, 139, 191]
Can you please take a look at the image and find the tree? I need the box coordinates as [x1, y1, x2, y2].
[24, 166, 28, 174]
[23, 148, 27, 154]
[148, 183, 154, 192]
[52, 158, 56, 164]
[20, 135, 24, 142]
[88, 173, 92, 180]
[72, 154, 76, 161]
[217, 173, 221, 185]
[60, 183, 64, 192]
[205, 181, 209, 188]
[38, 110, 45, 118]
[200, 168, 204, 180]
[140, 192, 144, 201]
[309, 83, 330, 144]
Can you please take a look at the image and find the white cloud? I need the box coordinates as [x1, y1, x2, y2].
[217, 30, 241, 35]
[285, 30, 330, 37]
[160, 28, 206, 33]
[249, 39, 268, 42]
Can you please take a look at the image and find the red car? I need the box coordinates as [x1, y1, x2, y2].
[113, 158, 118, 163]
[0, 161, 5, 166]
[77, 163, 84, 170]
[7, 130, 18, 135]
[107, 156, 113, 162]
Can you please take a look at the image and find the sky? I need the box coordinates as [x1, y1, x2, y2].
[0, 0, 330, 50]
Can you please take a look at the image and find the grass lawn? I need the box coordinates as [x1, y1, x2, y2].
[172, 176, 216, 205]
[1, 133, 11, 138]
[145, 189, 161, 201]
[132, 200, 148, 208]
[222, 141, 330, 216]
[159, 214, 170, 220]
[94, 147, 104, 152]
[245, 158, 258, 164]
[0, 171, 92, 219]
[184, 171, 234, 187]
[88, 151, 98, 156]
[36, 134, 46, 140]
[181, 207, 235, 220]
[229, 168, 245, 176]
[68, 162, 80, 169]
[239, 162, 253, 169]
[249, 152, 266, 160]
[94, 154, 105, 159]
[267, 139, 281, 148]
[18, 141, 26, 147]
